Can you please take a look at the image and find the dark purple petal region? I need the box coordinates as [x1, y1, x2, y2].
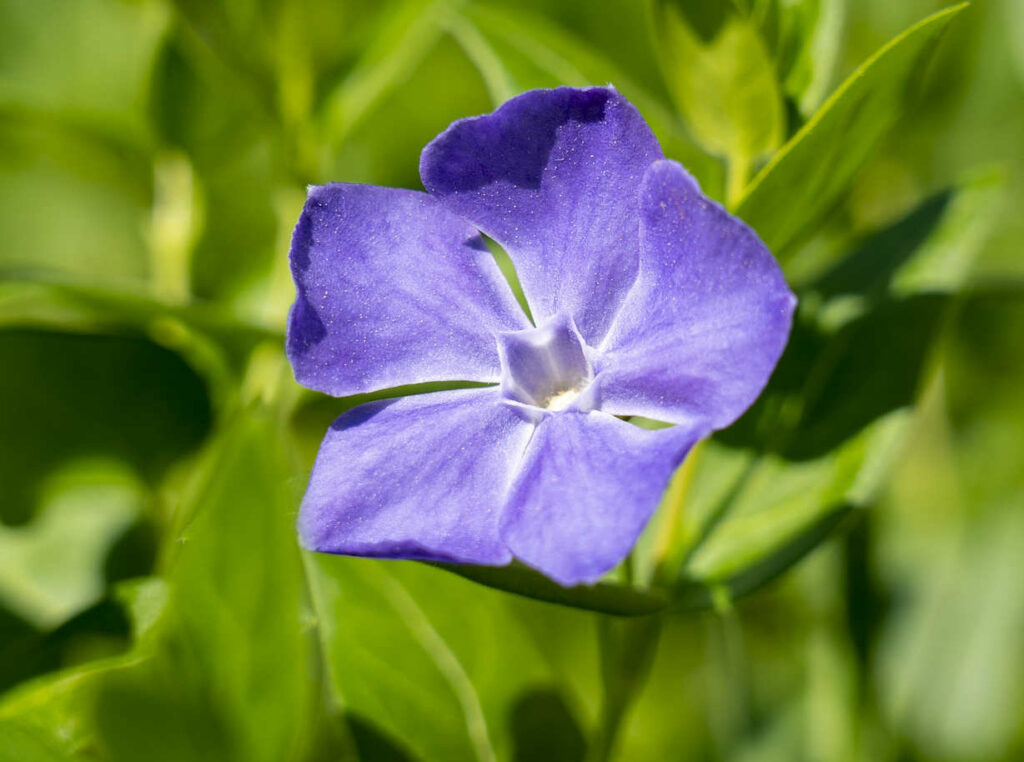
[288, 184, 529, 397]
[420, 86, 663, 345]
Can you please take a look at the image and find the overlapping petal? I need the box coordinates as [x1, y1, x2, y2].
[501, 411, 706, 585]
[596, 160, 796, 428]
[299, 388, 534, 566]
[287, 184, 530, 397]
[420, 86, 664, 345]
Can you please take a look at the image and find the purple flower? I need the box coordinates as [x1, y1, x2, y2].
[288, 87, 795, 586]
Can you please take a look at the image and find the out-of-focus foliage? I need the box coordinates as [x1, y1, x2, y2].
[0, 0, 1021, 760]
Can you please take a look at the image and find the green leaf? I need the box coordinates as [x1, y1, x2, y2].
[308, 555, 568, 762]
[0, 407, 313, 761]
[890, 169, 1006, 296]
[0, 279, 280, 399]
[682, 411, 905, 589]
[433, 562, 669, 617]
[801, 169, 1005, 301]
[650, 1, 785, 168]
[149, 38, 281, 303]
[88, 408, 313, 762]
[0, 721, 78, 762]
[0, 0, 169, 142]
[768, 0, 848, 115]
[734, 4, 966, 253]
[0, 462, 145, 630]
[0, 132, 151, 286]
[0, 329, 212, 525]
[443, 13, 517, 107]
[0, 637, 144, 758]
[462, 3, 722, 195]
[322, 0, 460, 149]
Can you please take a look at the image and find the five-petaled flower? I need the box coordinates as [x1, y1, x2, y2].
[288, 86, 795, 586]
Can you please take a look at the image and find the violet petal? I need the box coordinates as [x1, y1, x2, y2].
[500, 411, 705, 586]
[596, 160, 796, 428]
[287, 184, 529, 397]
[420, 86, 664, 345]
[299, 388, 534, 565]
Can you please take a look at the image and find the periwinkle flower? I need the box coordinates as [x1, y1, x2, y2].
[288, 87, 795, 586]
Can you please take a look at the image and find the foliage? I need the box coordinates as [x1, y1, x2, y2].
[1, 1, 1022, 761]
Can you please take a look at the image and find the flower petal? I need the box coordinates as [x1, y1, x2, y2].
[501, 411, 705, 586]
[287, 184, 530, 397]
[299, 388, 534, 565]
[420, 86, 664, 345]
[596, 160, 796, 428]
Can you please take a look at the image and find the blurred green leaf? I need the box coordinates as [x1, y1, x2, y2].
[323, 0, 459, 149]
[760, 0, 848, 115]
[443, 12, 517, 107]
[810, 191, 953, 300]
[650, 0, 784, 188]
[762, 295, 947, 460]
[0, 722, 76, 762]
[800, 169, 1005, 301]
[434, 562, 669, 617]
[0, 278, 281, 404]
[462, 3, 722, 195]
[735, 4, 966, 253]
[0, 0, 169, 142]
[0, 631, 141, 758]
[88, 407, 313, 762]
[0, 462, 144, 630]
[680, 411, 905, 593]
[0, 141, 151, 287]
[0, 329, 212, 525]
[308, 555, 564, 762]
[891, 168, 1006, 295]
[149, 35, 282, 302]
[330, 33, 492, 188]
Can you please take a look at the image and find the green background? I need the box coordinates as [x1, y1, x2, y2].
[1, 0, 1022, 760]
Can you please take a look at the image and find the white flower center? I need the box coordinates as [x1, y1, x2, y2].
[541, 387, 585, 411]
[496, 314, 594, 413]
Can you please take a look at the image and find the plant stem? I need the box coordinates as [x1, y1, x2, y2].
[586, 614, 664, 762]
[726, 151, 752, 210]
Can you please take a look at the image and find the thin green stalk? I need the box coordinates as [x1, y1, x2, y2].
[586, 614, 664, 762]
[727, 151, 753, 210]
[706, 588, 752, 757]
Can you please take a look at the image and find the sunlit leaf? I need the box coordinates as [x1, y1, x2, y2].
[735, 4, 966, 253]
[322, 0, 460, 148]
[771, 0, 847, 115]
[0, 462, 145, 630]
[650, 1, 784, 172]
[0, 721, 77, 762]
[683, 411, 904, 588]
[308, 555, 568, 761]
[462, 3, 722, 195]
[90, 407, 313, 762]
[0, 0, 169, 142]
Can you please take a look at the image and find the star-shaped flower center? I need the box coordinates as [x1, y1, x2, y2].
[496, 315, 595, 414]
